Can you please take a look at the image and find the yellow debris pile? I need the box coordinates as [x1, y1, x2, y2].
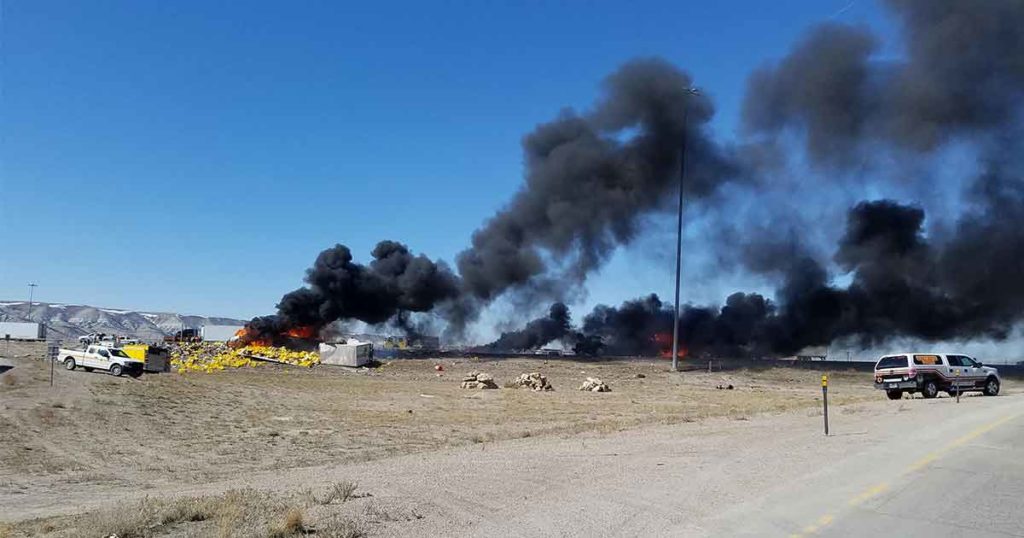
[241, 345, 320, 368]
[171, 342, 319, 373]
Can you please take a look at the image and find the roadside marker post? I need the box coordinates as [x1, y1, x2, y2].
[822, 374, 829, 436]
[955, 369, 961, 403]
[47, 342, 60, 388]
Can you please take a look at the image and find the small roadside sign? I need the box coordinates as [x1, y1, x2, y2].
[821, 374, 829, 436]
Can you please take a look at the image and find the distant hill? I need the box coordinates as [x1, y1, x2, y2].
[0, 301, 247, 342]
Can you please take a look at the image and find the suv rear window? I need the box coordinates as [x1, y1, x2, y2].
[877, 355, 908, 369]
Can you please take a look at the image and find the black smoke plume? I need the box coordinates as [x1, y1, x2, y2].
[251, 59, 739, 340]
[483, 302, 572, 351]
[245, 242, 460, 341]
[252, 1, 1024, 355]
[581, 294, 672, 356]
[580, 181, 1024, 358]
[744, 0, 1024, 162]
[456, 59, 739, 308]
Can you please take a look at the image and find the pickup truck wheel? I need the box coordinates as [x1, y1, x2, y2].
[886, 390, 903, 400]
[63, 358, 76, 370]
[110, 364, 123, 377]
[922, 380, 939, 399]
[983, 377, 1000, 396]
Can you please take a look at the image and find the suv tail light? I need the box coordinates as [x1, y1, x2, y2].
[908, 367, 917, 378]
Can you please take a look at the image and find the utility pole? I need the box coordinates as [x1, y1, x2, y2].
[671, 88, 699, 373]
[27, 283, 38, 319]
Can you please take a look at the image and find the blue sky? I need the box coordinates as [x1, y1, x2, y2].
[2, 0, 894, 332]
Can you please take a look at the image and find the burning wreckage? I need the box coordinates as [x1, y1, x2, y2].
[177, 0, 1024, 372]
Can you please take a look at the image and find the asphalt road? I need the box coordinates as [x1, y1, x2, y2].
[699, 391, 1024, 537]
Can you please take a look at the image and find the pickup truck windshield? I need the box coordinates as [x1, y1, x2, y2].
[877, 356, 908, 369]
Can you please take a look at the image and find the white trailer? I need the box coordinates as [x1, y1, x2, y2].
[318, 342, 373, 367]
[0, 322, 46, 340]
[201, 324, 245, 342]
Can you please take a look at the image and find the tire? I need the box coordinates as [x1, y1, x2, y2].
[922, 379, 939, 399]
[64, 358, 76, 370]
[983, 377, 1000, 396]
[886, 390, 903, 400]
[110, 364, 123, 377]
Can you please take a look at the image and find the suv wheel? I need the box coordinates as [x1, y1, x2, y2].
[922, 379, 939, 399]
[886, 390, 903, 400]
[110, 364, 123, 377]
[983, 377, 1000, 396]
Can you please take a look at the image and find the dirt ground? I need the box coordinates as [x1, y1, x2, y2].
[0, 356, 880, 536]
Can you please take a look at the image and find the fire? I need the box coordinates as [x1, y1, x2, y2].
[653, 332, 688, 359]
[228, 325, 316, 349]
[285, 326, 316, 339]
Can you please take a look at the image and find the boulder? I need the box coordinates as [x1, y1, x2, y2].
[511, 372, 553, 391]
[578, 377, 611, 392]
[461, 372, 498, 389]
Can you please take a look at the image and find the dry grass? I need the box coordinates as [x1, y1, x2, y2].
[268, 507, 305, 537]
[322, 481, 358, 505]
[1, 356, 896, 534]
[8, 487, 363, 538]
[300, 481, 358, 506]
[0, 358, 881, 489]
[316, 516, 364, 538]
[8, 485, 346, 536]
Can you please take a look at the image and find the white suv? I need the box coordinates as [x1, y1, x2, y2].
[874, 353, 1001, 400]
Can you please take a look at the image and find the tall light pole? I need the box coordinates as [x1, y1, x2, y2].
[27, 283, 38, 319]
[671, 88, 699, 373]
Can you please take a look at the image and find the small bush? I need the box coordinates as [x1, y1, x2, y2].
[324, 481, 357, 504]
[268, 507, 304, 537]
[364, 501, 399, 522]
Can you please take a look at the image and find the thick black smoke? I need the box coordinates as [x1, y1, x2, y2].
[456, 59, 739, 308]
[247, 242, 460, 340]
[253, 1, 1024, 355]
[476, 0, 1023, 354]
[252, 59, 738, 339]
[483, 302, 572, 351]
[582, 184, 1024, 358]
[581, 294, 672, 356]
[744, 0, 1024, 162]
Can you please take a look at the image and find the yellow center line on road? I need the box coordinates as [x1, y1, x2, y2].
[792, 412, 1021, 536]
[847, 482, 889, 507]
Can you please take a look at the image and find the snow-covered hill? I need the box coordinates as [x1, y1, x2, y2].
[0, 301, 247, 342]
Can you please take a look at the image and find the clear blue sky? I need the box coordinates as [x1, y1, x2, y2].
[1, 0, 893, 327]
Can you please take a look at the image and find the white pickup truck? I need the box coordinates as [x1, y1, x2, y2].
[59, 345, 144, 377]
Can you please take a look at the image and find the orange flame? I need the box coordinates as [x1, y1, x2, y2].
[285, 326, 316, 339]
[229, 325, 316, 349]
[654, 332, 688, 359]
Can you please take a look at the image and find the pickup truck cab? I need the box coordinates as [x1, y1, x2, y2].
[874, 353, 1000, 400]
[60, 345, 144, 377]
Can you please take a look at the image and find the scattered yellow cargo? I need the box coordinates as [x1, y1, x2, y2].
[170, 342, 319, 373]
